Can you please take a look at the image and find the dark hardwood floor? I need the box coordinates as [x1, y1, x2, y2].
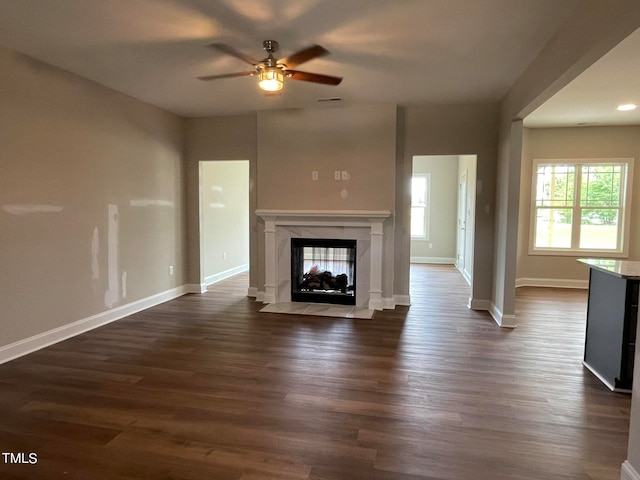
[0, 264, 631, 479]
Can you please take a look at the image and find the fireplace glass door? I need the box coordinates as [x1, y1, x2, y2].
[291, 238, 356, 305]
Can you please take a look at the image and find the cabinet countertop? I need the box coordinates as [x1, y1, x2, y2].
[578, 259, 640, 279]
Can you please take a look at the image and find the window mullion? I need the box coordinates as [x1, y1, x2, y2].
[571, 166, 582, 249]
[616, 204, 623, 250]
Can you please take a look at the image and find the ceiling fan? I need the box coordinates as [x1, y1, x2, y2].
[198, 40, 343, 93]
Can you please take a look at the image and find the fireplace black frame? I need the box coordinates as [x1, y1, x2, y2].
[290, 238, 357, 305]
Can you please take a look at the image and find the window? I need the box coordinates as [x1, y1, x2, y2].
[411, 174, 430, 239]
[530, 158, 633, 256]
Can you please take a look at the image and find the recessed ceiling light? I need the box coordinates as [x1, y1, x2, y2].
[616, 103, 637, 111]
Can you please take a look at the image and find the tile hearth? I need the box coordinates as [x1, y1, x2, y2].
[260, 302, 375, 319]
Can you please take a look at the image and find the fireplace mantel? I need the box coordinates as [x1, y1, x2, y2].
[256, 209, 391, 225]
[256, 209, 391, 311]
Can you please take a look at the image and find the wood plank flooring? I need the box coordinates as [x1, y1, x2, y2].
[0, 264, 631, 479]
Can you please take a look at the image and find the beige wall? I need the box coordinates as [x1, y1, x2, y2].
[0, 46, 185, 348]
[517, 126, 640, 285]
[201, 161, 250, 282]
[410, 155, 458, 261]
[256, 104, 396, 210]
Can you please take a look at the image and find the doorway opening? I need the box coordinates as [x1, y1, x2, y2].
[199, 160, 250, 288]
[410, 154, 477, 298]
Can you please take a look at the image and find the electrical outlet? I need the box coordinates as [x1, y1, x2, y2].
[223, 252, 227, 260]
[169, 265, 174, 275]
[312, 171, 319, 181]
[334, 171, 341, 180]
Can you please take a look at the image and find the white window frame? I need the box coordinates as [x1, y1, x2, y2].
[529, 157, 634, 257]
[411, 173, 431, 240]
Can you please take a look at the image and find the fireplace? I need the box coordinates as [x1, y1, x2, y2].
[256, 209, 391, 310]
[291, 238, 357, 305]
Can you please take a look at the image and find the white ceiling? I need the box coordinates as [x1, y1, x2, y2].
[525, 26, 640, 128]
[1, 0, 636, 125]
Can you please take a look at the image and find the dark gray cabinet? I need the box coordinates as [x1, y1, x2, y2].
[580, 259, 640, 392]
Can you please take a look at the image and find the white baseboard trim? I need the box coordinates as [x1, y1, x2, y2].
[497, 313, 517, 328]
[469, 298, 492, 311]
[582, 361, 617, 392]
[457, 266, 471, 285]
[621, 461, 640, 480]
[204, 264, 249, 287]
[394, 294, 411, 306]
[382, 297, 396, 309]
[247, 286, 258, 298]
[185, 283, 207, 294]
[516, 277, 588, 289]
[255, 291, 265, 302]
[0, 285, 189, 365]
[489, 302, 517, 328]
[469, 298, 517, 328]
[411, 257, 456, 264]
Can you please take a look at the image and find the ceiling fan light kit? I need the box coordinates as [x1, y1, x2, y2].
[199, 39, 342, 93]
[258, 67, 284, 92]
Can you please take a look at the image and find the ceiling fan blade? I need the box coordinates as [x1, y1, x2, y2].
[207, 43, 258, 65]
[198, 71, 255, 81]
[279, 44, 329, 68]
[287, 70, 343, 85]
